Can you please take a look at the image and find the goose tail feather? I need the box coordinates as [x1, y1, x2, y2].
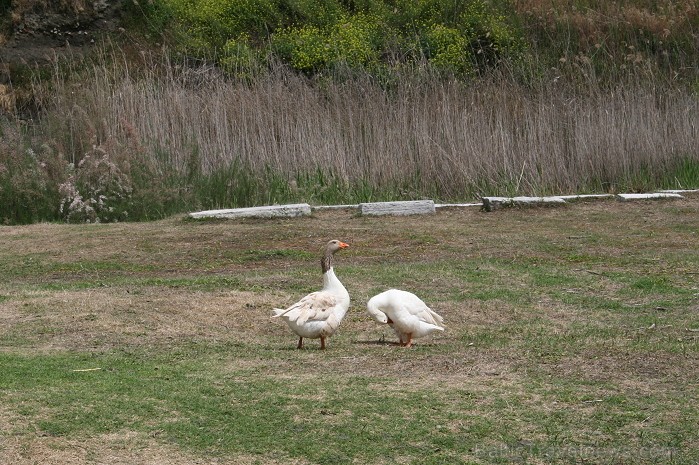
[272, 308, 286, 318]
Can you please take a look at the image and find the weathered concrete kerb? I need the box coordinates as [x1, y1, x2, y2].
[188, 190, 697, 219]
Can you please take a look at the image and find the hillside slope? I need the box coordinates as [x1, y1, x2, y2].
[0, 1, 125, 76]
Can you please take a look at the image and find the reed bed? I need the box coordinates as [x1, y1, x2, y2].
[4, 49, 698, 223]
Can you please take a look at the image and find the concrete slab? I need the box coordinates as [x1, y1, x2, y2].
[359, 200, 436, 216]
[616, 193, 683, 201]
[189, 203, 312, 219]
[482, 196, 566, 212]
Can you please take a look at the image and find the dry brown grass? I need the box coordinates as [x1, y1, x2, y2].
[512, 0, 698, 82]
[40, 56, 699, 200]
[1, 288, 286, 351]
[0, 83, 15, 113]
[1, 196, 698, 463]
[2, 195, 697, 353]
[513, 0, 698, 32]
[1, 421, 308, 465]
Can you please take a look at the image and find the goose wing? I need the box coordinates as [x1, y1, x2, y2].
[416, 306, 444, 326]
[273, 291, 339, 325]
[403, 300, 444, 327]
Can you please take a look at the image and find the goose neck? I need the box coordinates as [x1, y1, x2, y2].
[321, 253, 334, 274]
[322, 267, 349, 298]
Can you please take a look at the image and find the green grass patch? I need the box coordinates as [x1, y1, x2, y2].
[1, 200, 698, 463]
[0, 348, 493, 463]
[8, 345, 692, 463]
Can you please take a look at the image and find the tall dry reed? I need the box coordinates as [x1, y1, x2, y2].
[28, 50, 699, 213]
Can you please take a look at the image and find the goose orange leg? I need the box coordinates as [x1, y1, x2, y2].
[403, 333, 414, 348]
[297, 337, 304, 349]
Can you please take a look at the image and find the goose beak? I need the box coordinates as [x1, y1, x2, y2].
[339, 241, 349, 249]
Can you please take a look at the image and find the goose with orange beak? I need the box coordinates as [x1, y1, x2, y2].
[273, 240, 350, 349]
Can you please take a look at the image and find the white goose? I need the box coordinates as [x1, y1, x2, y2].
[366, 289, 444, 348]
[273, 240, 350, 349]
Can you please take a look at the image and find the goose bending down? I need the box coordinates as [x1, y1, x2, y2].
[366, 289, 444, 348]
[273, 240, 350, 349]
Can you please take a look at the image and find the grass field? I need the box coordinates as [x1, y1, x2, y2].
[1, 196, 698, 464]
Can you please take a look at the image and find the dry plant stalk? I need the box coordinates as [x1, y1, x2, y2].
[28, 50, 699, 207]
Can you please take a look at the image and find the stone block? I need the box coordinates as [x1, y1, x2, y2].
[359, 200, 436, 216]
[189, 203, 312, 219]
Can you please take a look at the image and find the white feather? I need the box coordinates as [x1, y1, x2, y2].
[273, 240, 350, 348]
[366, 289, 444, 346]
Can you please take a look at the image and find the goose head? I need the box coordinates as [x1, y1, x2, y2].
[367, 307, 389, 324]
[366, 297, 389, 324]
[326, 239, 349, 253]
[321, 239, 349, 273]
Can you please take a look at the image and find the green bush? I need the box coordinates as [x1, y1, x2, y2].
[272, 24, 331, 72]
[423, 24, 473, 75]
[460, 1, 522, 68]
[164, 0, 279, 50]
[276, 0, 344, 28]
[331, 13, 381, 68]
[143, 0, 522, 77]
[220, 33, 262, 78]
[272, 12, 381, 72]
[122, 0, 176, 37]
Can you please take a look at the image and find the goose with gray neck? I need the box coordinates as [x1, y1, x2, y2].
[273, 240, 350, 349]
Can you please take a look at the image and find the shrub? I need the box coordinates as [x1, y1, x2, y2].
[163, 0, 279, 50]
[220, 33, 262, 78]
[272, 24, 331, 72]
[0, 141, 61, 224]
[144, 0, 522, 77]
[330, 13, 381, 68]
[58, 144, 133, 223]
[276, 0, 344, 28]
[461, 1, 523, 69]
[121, 0, 175, 36]
[272, 13, 382, 73]
[423, 24, 473, 75]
